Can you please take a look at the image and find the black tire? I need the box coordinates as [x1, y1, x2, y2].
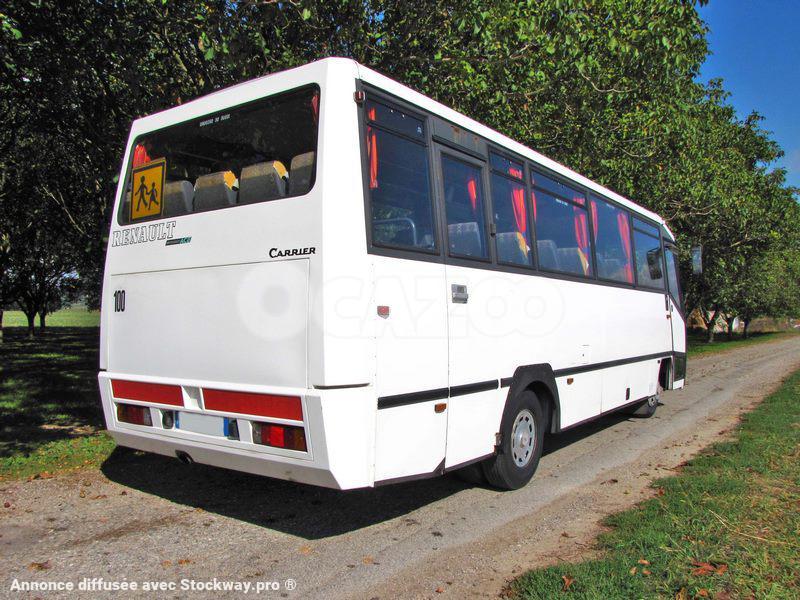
[454, 461, 487, 485]
[627, 394, 658, 418]
[481, 389, 545, 490]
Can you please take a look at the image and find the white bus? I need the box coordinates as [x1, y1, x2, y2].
[99, 58, 686, 490]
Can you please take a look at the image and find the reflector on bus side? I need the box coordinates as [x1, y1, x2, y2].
[202, 389, 303, 421]
[111, 379, 183, 407]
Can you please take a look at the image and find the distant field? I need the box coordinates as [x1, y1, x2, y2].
[2, 307, 100, 328]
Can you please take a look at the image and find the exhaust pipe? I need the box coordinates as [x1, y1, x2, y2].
[175, 450, 194, 465]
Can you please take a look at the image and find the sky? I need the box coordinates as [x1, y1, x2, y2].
[698, 0, 800, 190]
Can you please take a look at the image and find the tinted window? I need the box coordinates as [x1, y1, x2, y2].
[633, 218, 664, 288]
[590, 196, 634, 283]
[665, 246, 682, 307]
[533, 189, 593, 277]
[119, 86, 319, 225]
[442, 155, 488, 259]
[490, 153, 523, 178]
[531, 170, 586, 204]
[368, 127, 436, 250]
[492, 173, 532, 266]
[366, 100, 424, 140]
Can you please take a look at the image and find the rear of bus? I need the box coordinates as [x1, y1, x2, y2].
[98, 59, 377, 489]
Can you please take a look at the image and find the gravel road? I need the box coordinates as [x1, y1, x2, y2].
[2, 335, 799, 599]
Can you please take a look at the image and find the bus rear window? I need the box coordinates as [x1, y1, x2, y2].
[118, 86, 319, 225]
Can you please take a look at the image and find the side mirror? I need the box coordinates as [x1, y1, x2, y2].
[691, 246, 703, 275]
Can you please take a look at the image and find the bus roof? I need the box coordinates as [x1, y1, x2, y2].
[128, 56, 672, 237]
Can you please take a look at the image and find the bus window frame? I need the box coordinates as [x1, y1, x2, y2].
[357, 80, 673, 297]
[530, 164, 598, 280]
[434, 146, 494, 265]
[631, 217, 667, 291]
[589, 193, 636, 287]
[663, 240, 684, 317]
[359, 85, 443, 260]
[116, 83, 322, 227]
[487, 148, 537, 271]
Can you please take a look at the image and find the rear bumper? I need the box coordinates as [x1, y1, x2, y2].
[98, 372, 376, 490]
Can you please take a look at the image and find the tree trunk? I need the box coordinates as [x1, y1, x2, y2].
[743, 319, 750, 339]
[38, 311, 47, 331]
[702, 307, 719, 343]
[25, 311, 36, 337]
[0, 308, 3, 342]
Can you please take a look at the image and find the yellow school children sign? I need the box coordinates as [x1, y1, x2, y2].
[131, 158, 166, 221]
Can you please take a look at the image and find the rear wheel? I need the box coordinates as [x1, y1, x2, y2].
[482, 389, 545, 490]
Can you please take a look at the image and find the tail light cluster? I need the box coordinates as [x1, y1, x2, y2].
[116, 403, 152, 426]
[252, 422, 307, 452]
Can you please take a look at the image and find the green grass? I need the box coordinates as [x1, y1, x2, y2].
[2, 307, 100, 328]
[0, 433, 116, 481]
[511, 369, 800, 599]
[0, 327, 113, 479]
[686, 330, 795, 357]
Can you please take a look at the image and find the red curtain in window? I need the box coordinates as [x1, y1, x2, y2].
[367, 107, 378, 189]
[573, 207, 591, 274]
[590, 200, 599, 242]
[132, 144, 151, 168]
[467, 178, 478, 212]
[531, 189, 538, 222]
[310, 92, 319, 124]
[507, 167, 527, 235]
[617, 212, 633, 283]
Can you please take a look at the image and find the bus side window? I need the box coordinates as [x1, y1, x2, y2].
[665, 245, 682, 308]
[632, 218, 665, 289]
[590, 195, 634, 284]
[531, 169, 593, 278]
[441, 155, 489, 259]
[367, 126, 436, 251]
[490, 153, 532, 266]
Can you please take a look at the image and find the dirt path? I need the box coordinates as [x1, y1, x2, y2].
[2, 336, 799, 599]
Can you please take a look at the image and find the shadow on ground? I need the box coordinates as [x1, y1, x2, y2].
[0, 327, 102, 456]
[100, 409, 639, 539]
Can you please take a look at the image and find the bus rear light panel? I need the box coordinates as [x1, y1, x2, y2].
[116, 403, 153, 426]
[252, 422, 307, 452]
[202, 389, 303, 421]
[111, 379, 183, 407]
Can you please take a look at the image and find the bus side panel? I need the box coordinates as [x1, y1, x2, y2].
[372, 256, 448, 482]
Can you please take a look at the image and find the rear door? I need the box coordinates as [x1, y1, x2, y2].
[664, 244, 686, 388]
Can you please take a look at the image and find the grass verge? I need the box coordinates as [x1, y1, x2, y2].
[0, 433, 116, 481]
[2, 307, 100, 328]
[686, 330, 795, 357]
[511, 368, 800, 599]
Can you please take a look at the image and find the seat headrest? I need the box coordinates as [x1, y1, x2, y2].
[194, 171, 238, 212]
[289, 152, 315, 196]
[238, 161, 287, 205]
[163, 181, 194, 217]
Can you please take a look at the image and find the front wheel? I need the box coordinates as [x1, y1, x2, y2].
[482, 389, 546, 490]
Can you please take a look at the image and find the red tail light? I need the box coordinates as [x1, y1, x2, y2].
[252, 423, 307, 452]
[116, 403, 153, 426]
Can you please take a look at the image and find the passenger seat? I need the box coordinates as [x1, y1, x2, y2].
[496, 232, 529, 264]
[289, 152, 315, 196]
[238, 161, 288, 204]
[193, 171, 238, 212]
[163, 181, 194, 217]
[448, 222, 482, 257]
[536, 239, 560, 271]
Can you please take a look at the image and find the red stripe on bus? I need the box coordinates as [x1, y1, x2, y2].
[111, 380, 184, 407]
[202, 389, 303, 421]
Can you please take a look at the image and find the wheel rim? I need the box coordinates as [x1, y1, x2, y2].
[511, 409, 536, 468]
